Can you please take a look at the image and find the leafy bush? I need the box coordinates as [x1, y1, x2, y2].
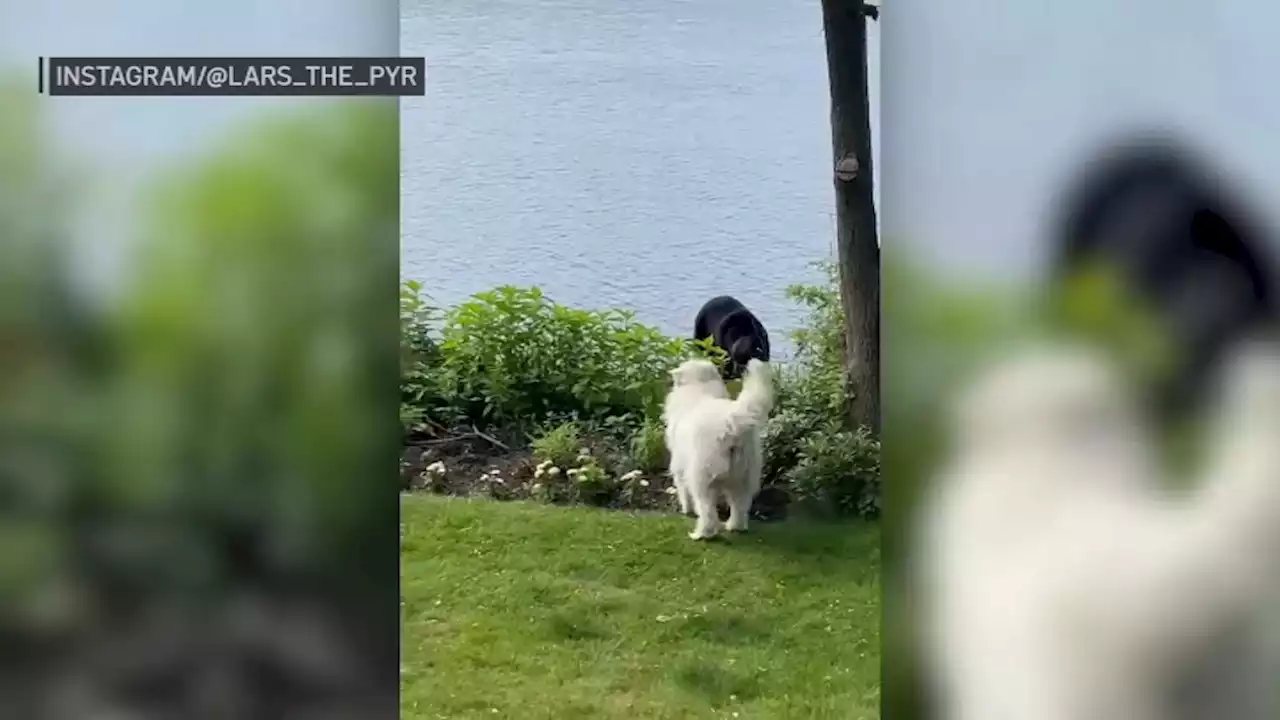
[628, 416, 668, 474]
[401, 279, 440, 434]
[762, 262, 882, 519]
[785, 424, 881, 518]
[529, 420, 584, 469]
[408, 284, 692, 430]
[566, 452, 612, 505]
[530, 449, 617, 507]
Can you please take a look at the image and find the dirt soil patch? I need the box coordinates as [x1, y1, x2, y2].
[401, 429, 791, 521]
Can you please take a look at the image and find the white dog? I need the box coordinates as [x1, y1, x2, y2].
[918, 341, 1280, 720]
[663, 357, 774, 540]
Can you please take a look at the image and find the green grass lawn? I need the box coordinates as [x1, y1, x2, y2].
[401, 495, 881, 719]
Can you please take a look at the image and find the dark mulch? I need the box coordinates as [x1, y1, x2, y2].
[400, 429, 792, 522]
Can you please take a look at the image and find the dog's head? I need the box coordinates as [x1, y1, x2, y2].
[669, 358, 725, 389]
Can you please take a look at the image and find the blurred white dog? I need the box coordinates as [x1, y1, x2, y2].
[919, 341, 1280, 720]
[663, 357, 774, 540]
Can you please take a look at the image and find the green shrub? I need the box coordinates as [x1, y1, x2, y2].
[401, 279, 441, 435]
[414, 284, 692, 429]
[762, 406, 821, 487]
[566, 452, 613, 506]
[785, 424, 881, 518]
[628, 416, 668, 474]
[760, 262, 882, 519]
[529, 420, 584, 469]
[530, 449, 616, 506]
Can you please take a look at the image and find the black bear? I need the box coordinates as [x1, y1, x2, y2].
[693, 295, 771, 379]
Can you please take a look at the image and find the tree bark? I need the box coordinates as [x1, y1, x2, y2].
[821, 0, 881, 434]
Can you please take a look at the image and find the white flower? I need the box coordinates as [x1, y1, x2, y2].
[425, 461, 447, 475]
[536, 460, 552, 470]
[567, 468, 580, 478]
[534, 467, 545, 478]
[547, 466, 562, 477]
[664, 486, 677, 495]
[531, 483, 542, 491]
[578, 447, 590, 456]
[639, 479, 650, 487]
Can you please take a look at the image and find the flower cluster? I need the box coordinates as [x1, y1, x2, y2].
[533, 460, 562, 479]
[419, 460, 448, 491]
[478, 467, 510, 498]
[567, 450, 608, 489]
[619, 469, 650, 487]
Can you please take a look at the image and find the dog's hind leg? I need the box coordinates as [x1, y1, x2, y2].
[668, 460, 695, 515]
[724, 488, 751, 532]
[687, 474, 721, 540]
[671, 470, 694, 516]
[677, 481, 695, 516]
[725, 443, 762, 532]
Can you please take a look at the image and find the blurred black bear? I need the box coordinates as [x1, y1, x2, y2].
[1052, 135, 1278, 416]
[693, 295, 771, 379]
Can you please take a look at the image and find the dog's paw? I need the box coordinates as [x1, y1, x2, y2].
[688, 525, 719, 541]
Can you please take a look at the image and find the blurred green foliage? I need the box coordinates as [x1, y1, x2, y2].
[111, 99, 400, 590]
[0, 78, 90, 632]
[1, 80, 399, 711]
[1049, 258, 1177, 387]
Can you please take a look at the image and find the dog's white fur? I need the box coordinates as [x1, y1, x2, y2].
[919, 342, 1280, 720]
[663, 358, 774, 540]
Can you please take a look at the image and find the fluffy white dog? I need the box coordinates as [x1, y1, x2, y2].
[663, 357, 775, 540]
[918, 341, 1280, 720]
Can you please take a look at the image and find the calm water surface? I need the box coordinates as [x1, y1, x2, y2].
[402, 0, 881, 356]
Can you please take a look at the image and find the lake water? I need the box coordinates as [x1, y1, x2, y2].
[401, 0, 880, 358]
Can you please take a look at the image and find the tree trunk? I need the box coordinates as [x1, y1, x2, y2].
[821, 0, 881, 434]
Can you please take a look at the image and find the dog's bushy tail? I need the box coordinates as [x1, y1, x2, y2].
[727, 359, 775, 432]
